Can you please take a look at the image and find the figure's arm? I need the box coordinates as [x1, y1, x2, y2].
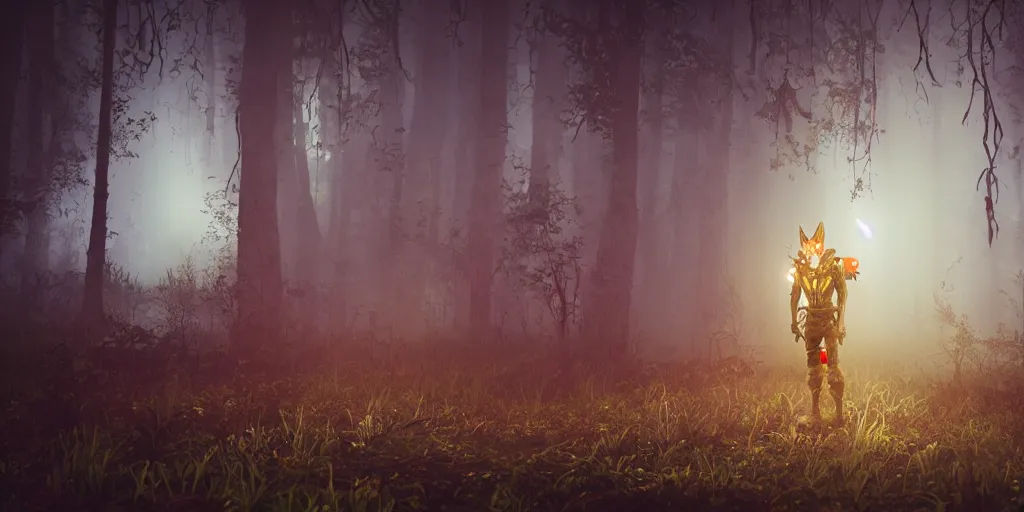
[790, 277, 802, 326]
[835, 263, 848, 327]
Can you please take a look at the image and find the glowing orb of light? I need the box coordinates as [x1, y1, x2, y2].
[855, 218, 873, 239]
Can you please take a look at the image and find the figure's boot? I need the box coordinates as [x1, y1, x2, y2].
[828, 365, 846, 426]
[807, 365, 824, 420]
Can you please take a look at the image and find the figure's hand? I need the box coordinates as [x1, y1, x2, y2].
[836, 324, 847, 344]
[791, 322, 801, 338]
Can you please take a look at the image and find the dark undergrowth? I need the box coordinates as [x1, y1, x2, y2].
[2, 333, 1024, 512]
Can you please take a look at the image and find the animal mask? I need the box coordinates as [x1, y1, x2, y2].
[799, 222, 826, 257]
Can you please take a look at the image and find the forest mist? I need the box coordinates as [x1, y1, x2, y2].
[2, 0, 1023, 373]
[7, 1, 1024, 509]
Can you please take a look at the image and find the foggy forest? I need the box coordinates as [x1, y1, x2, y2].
[1, 0, 1024, 509]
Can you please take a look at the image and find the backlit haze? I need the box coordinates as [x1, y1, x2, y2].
[22, 0, 1024, 373]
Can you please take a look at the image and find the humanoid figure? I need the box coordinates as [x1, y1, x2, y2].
[788, 222, 857, 425]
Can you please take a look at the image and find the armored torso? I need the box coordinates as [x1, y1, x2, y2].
[793, 248, 845, 311]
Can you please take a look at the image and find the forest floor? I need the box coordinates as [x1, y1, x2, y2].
[2, 341, 1024, 512]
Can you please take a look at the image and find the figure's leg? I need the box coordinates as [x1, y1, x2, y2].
[825, 333, 846, 425]
[804, 334, 824, 419]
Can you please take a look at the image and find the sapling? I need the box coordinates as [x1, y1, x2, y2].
[498, 178, 583, 351]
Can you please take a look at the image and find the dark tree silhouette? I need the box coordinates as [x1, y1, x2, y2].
[0, 4, 27, 255]
[82, 0, 119, 333]
[21, 0, 56, 293]
[467, 0, 511, 342]
[232, 0, 286, 350]
[581, 0, 646, 357]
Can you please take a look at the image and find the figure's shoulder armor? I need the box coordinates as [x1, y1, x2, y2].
[836, 256, 860, 280]
[791, 252, 810, 278]
[831, 256, 846, 278]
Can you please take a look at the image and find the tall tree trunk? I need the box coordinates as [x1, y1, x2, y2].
[1017, 139, 1024, 273]
[21, 0, 55, 293]
[292, 85, 322, 296]
[233, 0, 285, 350]
[1015, 43, 1024, 266]
[572, 131, 609, 336]
[1014, 44, 1024, 342]
[584, 0, 645, 358]
[666, 129, 703, 348]
[451, 3, 481, 332]
[344, 5, 407, 336]
[330, 130, 360, 334]
[528, 32, 567, 219]
[275, 13, 300, 285]
[0, 4, 26, 259]
[371, 15, 407, 333]
[467, 0, 510, 342]
[316, 47, 346, 333]
[220, 1, 243, 182]
[665, 131, 698, 345]
[82, 0, 118, 333]
[635, 24, 667, 343]
[202, 3, 217, 174]
[569, 0, 609, 343]
[694, 5, 736, 360]
[527, 20, 569, 350]
[399, 0, 452, 338]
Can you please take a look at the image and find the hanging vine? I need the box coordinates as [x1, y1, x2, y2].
[900, 0, 1014, 246]
[819, 0, 884, 200]
[961, 0, 1007, 246]
[748, 0, 884, 199]
[751, 0, 816, 174]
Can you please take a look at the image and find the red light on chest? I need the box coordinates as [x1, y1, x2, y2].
[820, 348, 828, 365]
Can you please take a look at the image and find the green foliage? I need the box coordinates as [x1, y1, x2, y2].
[2, 342, 1023, 511]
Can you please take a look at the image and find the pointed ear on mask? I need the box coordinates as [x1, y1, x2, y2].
[799, 226, 809, 245]
[812, 222, 825, 244]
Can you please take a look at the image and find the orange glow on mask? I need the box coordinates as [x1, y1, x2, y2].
[802, 240, 824, 257]
[798, 222, 826, 257]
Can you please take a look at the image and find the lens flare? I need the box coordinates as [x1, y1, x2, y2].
[856, 218, 872, 239]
